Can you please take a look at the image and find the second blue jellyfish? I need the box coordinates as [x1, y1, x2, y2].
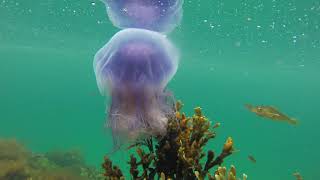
[102, 0, 184, 33]
[94, 28, 179, 145]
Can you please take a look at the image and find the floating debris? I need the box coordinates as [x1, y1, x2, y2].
[245, 104, 298, 125]
[213, 122, 221, 129]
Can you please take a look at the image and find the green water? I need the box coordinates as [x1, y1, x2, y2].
[0, 0, 319, 179]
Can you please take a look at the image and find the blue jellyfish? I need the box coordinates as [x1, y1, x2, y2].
[94, 28, 179, 146]
[102, 0, 184, 33]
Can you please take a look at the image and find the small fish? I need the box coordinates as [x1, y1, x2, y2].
[245, 104, 298, 125]
[293, 172, 303, 180]
[248, 155, 256, 163]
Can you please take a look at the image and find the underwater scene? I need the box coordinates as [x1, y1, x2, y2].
[0, 0, 319, 179]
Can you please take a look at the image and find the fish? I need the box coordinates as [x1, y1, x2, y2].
[293, 172, 303, 180]
[245, 104, 298, 125]
[248, 155, 256, 163]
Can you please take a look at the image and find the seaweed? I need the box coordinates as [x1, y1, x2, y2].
[0, 101, 247, 180]
[0, 138, 103, 180]
[45, 149, 85, 167]
[208, 165, 248, 180]
[102, 101, 246, 179]
[0, 138, 31, 180]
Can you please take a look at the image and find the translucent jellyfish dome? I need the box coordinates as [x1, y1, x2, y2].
[102, 0, 184, 33]
[94, 28, 179, 96]
[93, 28, 179, 146]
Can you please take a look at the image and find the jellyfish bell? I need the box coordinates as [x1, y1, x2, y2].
[94, 28, 179, 95]
[102, 0, 184, 33]
[94, 28, 179, 146]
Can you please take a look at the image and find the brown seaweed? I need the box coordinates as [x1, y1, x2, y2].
[0, 138, 103, 180]
[102, 101, 245, 179]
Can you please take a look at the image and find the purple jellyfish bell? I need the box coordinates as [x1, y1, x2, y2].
[94, 28, 179, 146]
[102, 0, 184, 33]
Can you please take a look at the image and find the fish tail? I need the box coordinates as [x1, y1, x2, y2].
[287, 118, 299, 125]
[245, 104, 254, 110]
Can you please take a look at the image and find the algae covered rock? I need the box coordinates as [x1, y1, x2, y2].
[0, 138, 31, 180]
[0, 138, 103, 180]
